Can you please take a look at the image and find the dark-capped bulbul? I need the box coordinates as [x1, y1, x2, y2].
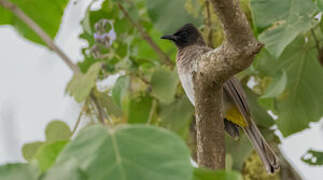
[161, 23, 279, 174]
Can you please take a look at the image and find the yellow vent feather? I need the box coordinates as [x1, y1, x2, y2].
[225, 107, 247, 127]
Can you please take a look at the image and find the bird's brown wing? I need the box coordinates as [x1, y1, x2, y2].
[223, 77, 252, 125]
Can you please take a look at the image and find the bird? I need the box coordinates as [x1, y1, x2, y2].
[161, 23, 279, 174]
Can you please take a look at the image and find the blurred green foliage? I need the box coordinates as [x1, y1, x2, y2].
[302, 149, 323, 166]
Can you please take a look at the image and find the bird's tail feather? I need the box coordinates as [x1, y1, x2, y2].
[243, 120, 280, 174]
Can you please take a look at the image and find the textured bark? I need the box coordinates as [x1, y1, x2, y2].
[194, 83, 225, 169]
[194, 0, 263, 170]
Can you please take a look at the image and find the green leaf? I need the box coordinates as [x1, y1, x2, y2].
[0, 163, 38, 180]
[114, 18, 130, 36]
[254, 36, 323, 136]
[302, 149, 323, 166]
[133, 36, 159, 61]
[226, 134, 253, 170]
[316, 0, 323, 12]
[112, 75, 130, 108]
[252, 0, 318, 58]
[35, 141, 69, 172]
[250, 0, 289, 29]
[151, 68, 179, 104]
[22, 141, 44, 161]
[42, 159, 87, 180]
[146, 0, 203, 34]
[260, 71, 287, 99]
[0, 0, 69, 45]
[193, 168, 242, 180]
[257, 71, 287, 111]
[45, 120, 72, 142]
[55, 125, 193, 180]
[128, 95, 153, 124]
[0, 7, 11, 25]
[66, 63, 102, 102]
[160, 96, 194, 136]
[92, 90, 123, 118]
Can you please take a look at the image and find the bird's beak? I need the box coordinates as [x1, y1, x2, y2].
[161, 34, 177, 41]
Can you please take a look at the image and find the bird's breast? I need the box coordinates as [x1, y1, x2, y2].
[176, 47, 234, 112]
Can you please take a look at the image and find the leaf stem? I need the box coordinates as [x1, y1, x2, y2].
[90, 92, 107, 124]
[146, 99, 157, 125]
[72, 102, 87, 135]
[311, 29, 320, 51]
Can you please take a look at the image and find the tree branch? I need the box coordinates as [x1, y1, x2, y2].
[117, 3, 173, 66]
[0, 0, 80, 74]
[194, 82, 225, 169]
[194, 0, 263, 170]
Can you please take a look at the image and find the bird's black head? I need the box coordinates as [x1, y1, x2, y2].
[161, 23, 204, 48]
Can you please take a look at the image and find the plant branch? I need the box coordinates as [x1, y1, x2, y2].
[117, 3, 173, 66]
[193, 0, 263, 170]
[146, 99, 157, 125]
[90, 93, 107, 124]
[0, 0, 80, 74]
[72, 102, 87, 135]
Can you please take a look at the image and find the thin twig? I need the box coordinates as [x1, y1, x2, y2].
[72, 102, 87, 135]
[117, 3, 173, 66]
[0, 0, 80, 74]
[146, 99, 157, 124]
[205, 0, 214, 48]
[90, 93, 107, 124]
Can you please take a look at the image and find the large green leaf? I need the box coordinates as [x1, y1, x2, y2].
[255, 36, 323, 136]
[251, 0, 318, 58]
[42, 159, 87, 180]
[151, 68, 179, 104]
[66, 63, 102, 102]
[260, 71, 287, 99]
[316, 0, 323, 12]
[193, 168, 242, 180]
[0, 163, 38, 180]
[0, 0, 69, 45]
[226, 134, 253, 170]
[146, 0, 202, 34]
[250, 0, 289, 29]
[55, 125, 193, 180]
[160, 96, 194, 136]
